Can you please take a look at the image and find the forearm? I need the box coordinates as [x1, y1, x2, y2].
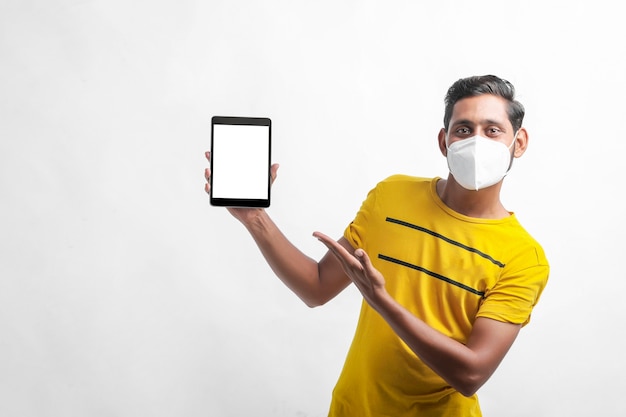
[372, 293, 501, 396]
[242, 210, 330, 307]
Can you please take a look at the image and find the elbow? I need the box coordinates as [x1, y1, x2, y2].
[456, 383, 480, 398]
[300, 289, 336, 308]
[449, 370, 488, 398]
[304, 301, 322, 309]
[302, 295, 331, 308]
[301, 296, 320, 308]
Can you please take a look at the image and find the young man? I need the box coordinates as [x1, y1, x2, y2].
[204, 75, 549, 416]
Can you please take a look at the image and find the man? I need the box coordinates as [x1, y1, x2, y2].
[204, 75, 549, 416]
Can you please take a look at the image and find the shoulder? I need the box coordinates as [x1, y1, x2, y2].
[505, 216, 550, 267]
[379, 174, 433, 184]
[375, 175, 435, 191]
[356, 175, 437, 216]
[370, 175, 436, 199]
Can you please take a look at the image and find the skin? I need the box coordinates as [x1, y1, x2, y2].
[437, 94, 529, 219]
[204, 93, 530, 397]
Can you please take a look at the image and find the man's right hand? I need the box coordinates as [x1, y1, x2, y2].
[204, 151, 280, 226]
[204, 150, 352, 306]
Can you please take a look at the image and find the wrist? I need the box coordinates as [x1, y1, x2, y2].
[241, 209, 272, 234]
[369, 287, 396, 316]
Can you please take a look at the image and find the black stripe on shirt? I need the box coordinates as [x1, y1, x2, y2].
[385, 217, 505, 268]
[378, 254, 486, 297]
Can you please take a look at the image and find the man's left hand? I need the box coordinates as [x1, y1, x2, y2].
[313, 231, 387, 306]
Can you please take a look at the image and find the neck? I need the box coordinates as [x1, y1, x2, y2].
[436, 175, 510, 219]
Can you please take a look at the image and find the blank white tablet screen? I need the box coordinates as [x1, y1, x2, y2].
[211, 124, 270, 199]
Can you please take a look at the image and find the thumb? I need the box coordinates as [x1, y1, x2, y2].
[270, 163, 280, 185]
[354, 249, 372, 269]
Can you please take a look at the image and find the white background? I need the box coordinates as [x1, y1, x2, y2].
[1, 1, 624, 416]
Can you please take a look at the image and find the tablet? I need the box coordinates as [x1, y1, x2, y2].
[210, 116, 272, 207]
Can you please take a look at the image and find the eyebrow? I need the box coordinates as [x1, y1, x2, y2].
[451, 118, 506, 128]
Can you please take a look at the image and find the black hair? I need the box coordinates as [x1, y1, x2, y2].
[443, 75, 525, 132]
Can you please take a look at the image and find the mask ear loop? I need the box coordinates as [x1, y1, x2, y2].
[505, 130, 519, 172]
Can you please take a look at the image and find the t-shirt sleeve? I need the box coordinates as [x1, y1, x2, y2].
[343, 184, 380, 250]
[476, 246, 550, 326]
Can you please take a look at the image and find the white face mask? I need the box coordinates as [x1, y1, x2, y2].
[446, 134, 516, 191]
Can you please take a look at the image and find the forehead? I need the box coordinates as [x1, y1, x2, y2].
[450, 94, 511, 127]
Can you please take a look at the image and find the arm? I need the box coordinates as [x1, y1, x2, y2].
[205, 152, 351, 307]
[376, 301, 520, 396]
[241, 212, 353, 307]
[314, 231, 521, 396]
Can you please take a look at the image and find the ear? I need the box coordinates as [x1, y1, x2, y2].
[513, 127, 529, 158]
[438, 128, 448, 156]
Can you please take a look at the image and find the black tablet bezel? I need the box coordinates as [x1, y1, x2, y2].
[210, 116, 272, 208]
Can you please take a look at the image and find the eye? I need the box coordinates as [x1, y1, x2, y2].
[486, 127, 502, 136]
[455, 127, 471, 135]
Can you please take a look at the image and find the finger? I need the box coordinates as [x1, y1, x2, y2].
[270, 163, 280, 185]
[354, 249, 374, 272]
[204, 167, 211, 194]
[314, 234, 340, 256]
[205, 151, 211, 161]
[313, 231, 340, 252]
[313, 232, 352, 259]
[312, 231, 329, 241]
[313, 232, 363, 270]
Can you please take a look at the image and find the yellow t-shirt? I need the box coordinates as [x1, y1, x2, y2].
[330, 175, 549, 417]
